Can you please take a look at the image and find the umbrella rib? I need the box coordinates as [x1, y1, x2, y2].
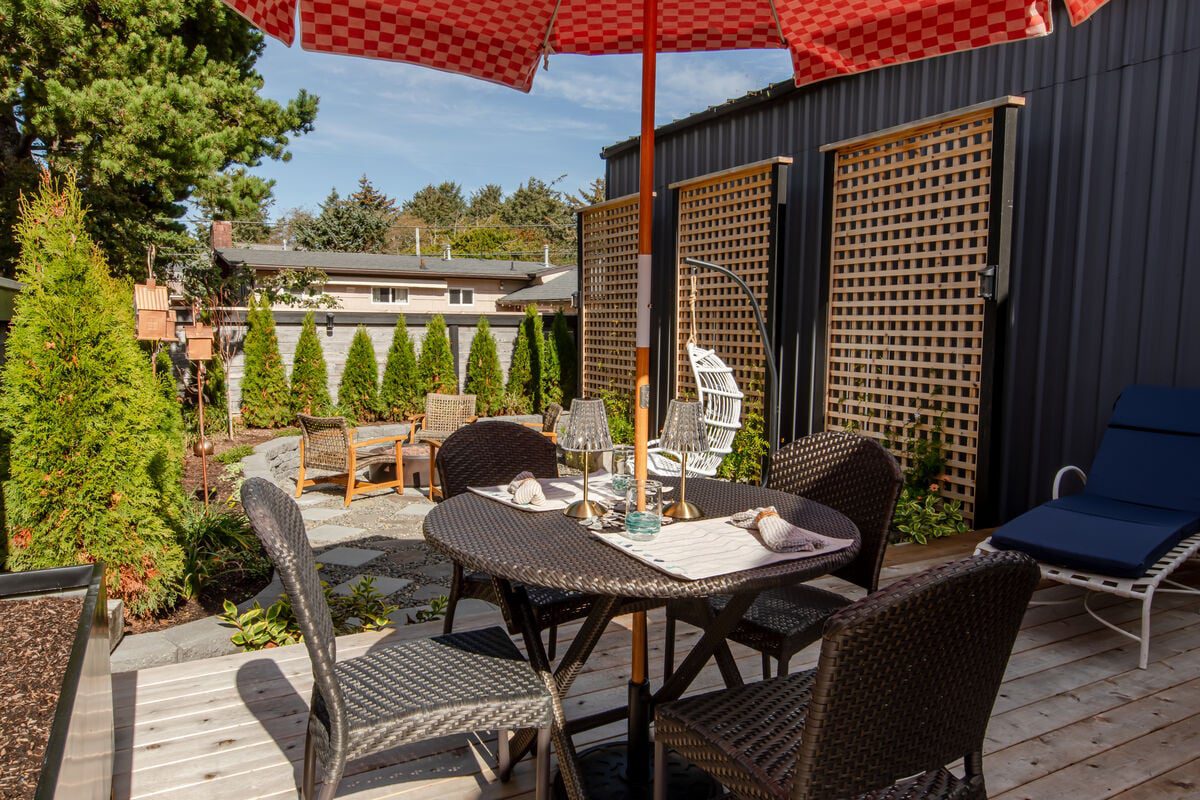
[766, 0, 787, 46]
[540, 0, 564, 69]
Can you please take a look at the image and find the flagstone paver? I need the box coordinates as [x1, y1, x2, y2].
[300, 506, 348, 522]
[307, 523, 368, 545]
[317, 546, 384, 567]
[331, 575, 412, 596]
[410, 584, 451, 603]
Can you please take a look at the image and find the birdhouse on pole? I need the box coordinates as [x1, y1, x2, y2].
[183, 322, 214, 361]
[134, 245, 170, 341]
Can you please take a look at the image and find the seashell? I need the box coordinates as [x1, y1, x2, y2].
[507, 471, 536, 493]
[512, 477, 546, 506]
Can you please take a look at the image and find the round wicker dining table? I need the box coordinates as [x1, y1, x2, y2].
[423, 476, 859, 800]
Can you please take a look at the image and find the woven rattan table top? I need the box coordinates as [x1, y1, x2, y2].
[423, 477, 860, 599]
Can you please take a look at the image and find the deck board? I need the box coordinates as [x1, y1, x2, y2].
[111, 532, 1200, 799]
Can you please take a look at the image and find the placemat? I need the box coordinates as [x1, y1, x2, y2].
[588, 515, 854, 580]
[468, 472, 628, 512]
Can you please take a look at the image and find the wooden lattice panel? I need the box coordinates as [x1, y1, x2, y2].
[674, 161, 783, 411]
[579, 195, 639, 399]
[824, 110, 995, 523]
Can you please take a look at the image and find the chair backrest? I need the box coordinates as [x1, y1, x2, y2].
[769, 432, 902, 592]
[543, 402, 563, 434]
[297, 414, 350, 471]
[790, 552, 1039, 800]
[689, 343, 743, 474]
[435, 421, 558, 500]
[240, 478, 345, 738]
[425, 393, 478, 434]
[1086, 385, 1200, 513]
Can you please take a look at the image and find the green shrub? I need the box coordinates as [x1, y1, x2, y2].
[215, 445, 255, 465]
[0, 173, 184, 614]
[892, 486, 968, 544]
[417, 314, 457, 397]
[598, 388, 634, 445]
[506, 316, 533, 411]
[717, 411, 768, 484]
[184, 351, 230, 440]
[179, 505, 269, 600]
[273, 426, 301, 438]
[290, 311, 332, 416]
[543, 322, 562, 407]
[241, 296, 292, 428]
[380, 315, 420, 420]
[338, 326, 380, 422]
[506, 305, 545, 412]
[464, 318, 505, 416]
[550, 310, 576, 407]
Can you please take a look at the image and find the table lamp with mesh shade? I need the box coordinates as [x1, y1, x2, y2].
[661, 399, 708, 520]
[560, 398, 613, 520]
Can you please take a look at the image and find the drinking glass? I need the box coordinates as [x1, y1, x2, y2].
[611, 445, 635, 494]
[624, 479, 664, 540]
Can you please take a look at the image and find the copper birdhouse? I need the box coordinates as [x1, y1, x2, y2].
[184, 323, 214, 361]
[134, 277, 170, 341]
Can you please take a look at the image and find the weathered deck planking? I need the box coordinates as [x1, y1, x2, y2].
[112, 533, 1200, 799]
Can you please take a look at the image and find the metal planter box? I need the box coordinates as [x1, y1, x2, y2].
[0, 564, 113, 800]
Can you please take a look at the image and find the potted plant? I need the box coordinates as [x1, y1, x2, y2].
[0, 564, 113, 799]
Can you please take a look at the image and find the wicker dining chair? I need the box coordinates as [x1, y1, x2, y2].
[664, 431, 903, 681]
[654, 551, 1040, 800]
[522, 402, 563, 443]
[240, 477, 555, 800]
[295, 414, 407, 507]
[408, 393, 478, 500]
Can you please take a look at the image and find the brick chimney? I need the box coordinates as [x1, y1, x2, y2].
[211, 220, 233, 251]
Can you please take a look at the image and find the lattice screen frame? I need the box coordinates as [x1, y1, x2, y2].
[671, 158, 790, 416]
[577, 194, 640, 400]
[820, 98, 1022, 525]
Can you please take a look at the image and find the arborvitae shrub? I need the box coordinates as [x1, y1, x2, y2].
[464, 318, 504, 416]
[380, 315, 420, 420]
[551, 310, 577, 407]
[184, 350, 230, 439]
[543, 320, 562, 407]
[506, 312, 533, 411]
[240, 296, 291, 428]
[338, 326, 380, 422]
[417, 314, 457, 399]
[290, 312, 332, 416]
[0, 173, 184, 614]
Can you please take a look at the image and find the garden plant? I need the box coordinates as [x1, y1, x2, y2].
[290, 311, 332, 415]
[464, 318, 505, 416]
[338, 325, 381, 422]
[380, 315, 420, 420]
[240, 296, 292, 428]
[417, 314, 457, 398]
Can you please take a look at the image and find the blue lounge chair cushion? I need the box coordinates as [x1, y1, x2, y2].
[1107, 384, 1200, 435]
[1087, 428, 1200, 514]
[991, 495, 1200, 578]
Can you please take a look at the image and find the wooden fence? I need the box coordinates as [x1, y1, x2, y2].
[578, 194, 640, 400]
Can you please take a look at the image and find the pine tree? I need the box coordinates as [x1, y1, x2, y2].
[525, 305, 546, 413]
[506, 314, 533, 412]
[464, 318, 504, 415]
[0, 173, 184, 614]
[417, 314, 458, 397]
[240, 296, 292, 428]
[338, 326, 380, 422]
[551, 310, 577, 406]
[380, 316, 420, 420]
[290, 312, 332, 415]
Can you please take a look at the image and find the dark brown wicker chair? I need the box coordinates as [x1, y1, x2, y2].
[654, 551, 1040, 800]
[240, 477, 555, 800]
[295, 414, 407, 507]
[665, 431, 903, 681]
[522, 402, 563, 443]
[437, 421, 597, 659]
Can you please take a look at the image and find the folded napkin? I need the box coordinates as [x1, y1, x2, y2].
[730, 507, 827, 553]
[507, 471, 546, 506]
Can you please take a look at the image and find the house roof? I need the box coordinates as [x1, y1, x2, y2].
[215, 247, 567, 281]
[497, 269, 578, 307]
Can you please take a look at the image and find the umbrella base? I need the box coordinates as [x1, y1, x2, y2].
[552, 741, 722, 799]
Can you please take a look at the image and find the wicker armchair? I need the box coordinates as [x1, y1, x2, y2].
[295, 414, 407, 507]
[654, 552, 1040, 800]
[664, 431, 902, 681]
[522, 402, 563, 444]
[240, 477, 555, 800]
[408, 393, 478, 500]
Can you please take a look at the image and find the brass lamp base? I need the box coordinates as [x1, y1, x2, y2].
[565, 499, 608, 520]
[664, 499, 704, 520]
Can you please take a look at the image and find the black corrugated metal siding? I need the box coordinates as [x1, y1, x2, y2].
[603, 1, 1200, 524]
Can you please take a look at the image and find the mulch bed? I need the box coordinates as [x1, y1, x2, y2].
[0, 596, 84, 799]
[182, 428, 277, 506]
[125, 568, 272, 635]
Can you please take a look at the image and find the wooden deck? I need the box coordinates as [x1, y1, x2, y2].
[113, 533, 1200, 799]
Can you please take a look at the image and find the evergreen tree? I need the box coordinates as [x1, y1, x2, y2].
[350, 175, 398, 216]
[292, 189, 390, 253]
[543, 322, 562, 406]
[380, 316, 420, 420]
[0, 173, 184, 614]
[417, 315, 458, 397]
[290, 312, 332, 415]
[466, 184, 505, 220]
[464, 318, 504, 416]
[338, 326, 380, 422]
[240, 296, 291, 428]
[403, 182, 467, 227]
[506, 314, 533, 411]
[551, 310, 577, 406]
[184, 350, 230, 439]
[525, 306, 546, 413]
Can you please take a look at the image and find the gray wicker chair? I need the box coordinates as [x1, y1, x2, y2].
[654, 552, 1040, 800]
[240, 477, 555, 800]
[295, 414, 407, 507]
[664, 431, 902, 681]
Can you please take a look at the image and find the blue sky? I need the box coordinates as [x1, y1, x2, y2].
[252, 44, 794, 217]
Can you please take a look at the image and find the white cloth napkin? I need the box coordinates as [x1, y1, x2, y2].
[507, 471, 546, 506]
[730, 506, 828, 553]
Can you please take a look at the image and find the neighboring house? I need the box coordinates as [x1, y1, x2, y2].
[0, 277, 20, 367]
[496, 269, 578, 313]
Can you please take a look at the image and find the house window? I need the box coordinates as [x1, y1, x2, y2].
[371, 287, 408, 304]
[449, 288, 474, 306]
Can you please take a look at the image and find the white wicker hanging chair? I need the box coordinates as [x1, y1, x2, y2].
[647, 342, 744, 478]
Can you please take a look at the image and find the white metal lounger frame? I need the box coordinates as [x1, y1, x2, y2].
[976, 465, 1200, 669]
[647, 343, 744, 478]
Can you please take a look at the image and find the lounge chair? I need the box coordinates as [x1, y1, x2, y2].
[978, 384, 1200, 668]
[295, 414, 406, 507]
